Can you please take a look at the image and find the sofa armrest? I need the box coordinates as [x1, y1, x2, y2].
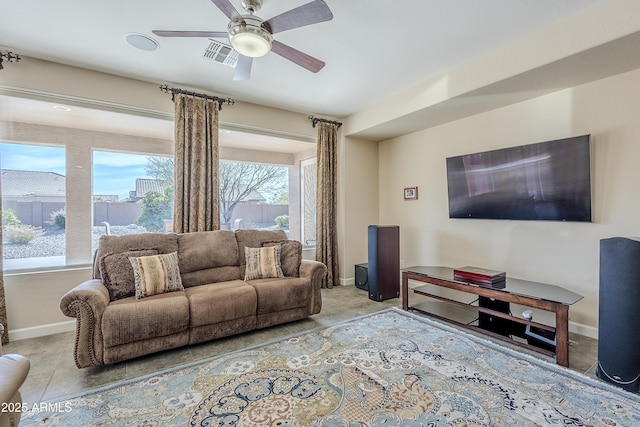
[0, 354, 30, 427]
[299, 260, 327, 315]
[0, 354, 29, 404]
[59, 279, 110, 368]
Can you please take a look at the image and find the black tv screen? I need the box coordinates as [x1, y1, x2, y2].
[446, 135, 592, 222]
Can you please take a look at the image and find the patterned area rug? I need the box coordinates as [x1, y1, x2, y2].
[22, 308, 640, 426]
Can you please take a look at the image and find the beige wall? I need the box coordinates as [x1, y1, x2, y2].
[338, 135, 379, 281]
[369, 67, 640, 337]
[5, 268, 90, 337]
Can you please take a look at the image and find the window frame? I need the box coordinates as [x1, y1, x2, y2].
[1, 142, 67, 271]
[1, 117, 174, 272]
[300, 157, 317, 248]
[1, 96, 315, 273]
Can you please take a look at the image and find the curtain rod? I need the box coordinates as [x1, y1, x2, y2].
[0, 51, 21, 71]
[159, 85, 235, 110]
[308, 115, 342, 129]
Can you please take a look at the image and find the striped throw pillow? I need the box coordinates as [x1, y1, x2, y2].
[129, 252, 184, 299]
[244, 246, 284, 280]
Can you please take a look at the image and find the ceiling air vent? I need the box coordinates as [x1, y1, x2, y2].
[202, 40, 239, 68]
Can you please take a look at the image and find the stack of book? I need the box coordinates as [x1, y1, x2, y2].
[453, 266, 506, 288]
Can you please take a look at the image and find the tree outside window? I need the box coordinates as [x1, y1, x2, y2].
[144, 157, 289, 231]
[92, 151, 174, 251]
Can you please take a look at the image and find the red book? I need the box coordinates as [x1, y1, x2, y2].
[453, 266, 506, 284]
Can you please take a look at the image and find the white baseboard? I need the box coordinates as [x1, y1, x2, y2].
[569, 322, 598, 340]
[340, 276, 355, 286]
[8, 320, 76, 342]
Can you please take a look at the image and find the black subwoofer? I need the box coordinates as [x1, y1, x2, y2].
[355, 263, 368, 290]
[597, 237, 640, 392]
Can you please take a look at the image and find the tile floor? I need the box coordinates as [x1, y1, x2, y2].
[5, 285, 599, 405]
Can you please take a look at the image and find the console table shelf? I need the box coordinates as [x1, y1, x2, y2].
[402, 266, 583, 367]
[411, 300, 559, 360]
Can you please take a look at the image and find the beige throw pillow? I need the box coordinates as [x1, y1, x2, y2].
[128, 252, 184, 299]
[244, 246, 284, 280]
[262, 240, 302, 277]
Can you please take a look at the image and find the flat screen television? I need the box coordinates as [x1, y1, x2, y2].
[446, 135, 592, 222]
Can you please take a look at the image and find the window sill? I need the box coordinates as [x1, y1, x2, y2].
[301, 246, 316, 261]
[3, 257, 91, 276]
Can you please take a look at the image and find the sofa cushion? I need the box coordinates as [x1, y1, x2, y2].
[247, 277, 310, 314]
[185, 280, 257, 327]
[102, 291, 189, 347]
[129, 252, 184, 299]
[177, 230, 241, 287]
[244, 246, 284, 280]
[100, 249, 158, 301]
[93, 233, 179, 279]
[262, 240, 302, 277]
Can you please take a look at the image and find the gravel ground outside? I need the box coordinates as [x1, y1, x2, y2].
[2, 225, 147, 259]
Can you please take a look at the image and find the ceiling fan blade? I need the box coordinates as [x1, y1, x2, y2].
[152, 30, 228, 38]
[233, 55, 253, 81]
[211, 0, 243, 22]
[271, 40, 325, 73]
[264, 0, 333, 34]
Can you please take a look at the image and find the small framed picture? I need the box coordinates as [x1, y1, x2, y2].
[404, 187, 418, 200]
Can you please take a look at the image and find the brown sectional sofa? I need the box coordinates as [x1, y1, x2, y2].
[60, 229, 327, 368]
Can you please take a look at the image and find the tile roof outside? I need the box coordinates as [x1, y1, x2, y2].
[1, 169, 65, 197]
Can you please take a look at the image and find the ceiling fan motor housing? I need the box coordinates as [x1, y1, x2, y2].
[241, 0, 263, 14]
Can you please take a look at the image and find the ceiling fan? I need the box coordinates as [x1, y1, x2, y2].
[153, 0, 333, 81]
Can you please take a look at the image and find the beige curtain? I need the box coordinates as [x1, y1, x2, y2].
[173, 94, 220, 233]
[316, 122, 340, 288]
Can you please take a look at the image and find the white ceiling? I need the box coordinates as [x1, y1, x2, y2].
[0, 0, 605, 120]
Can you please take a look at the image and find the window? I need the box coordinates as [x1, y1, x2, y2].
[1, 143, 66, 270]
[300, 158, 316, 247]
[1, 95, 314, 271]
[0, 94, 174, 271]
[219, 160, 289, 233]
[92, 152, 174, 252]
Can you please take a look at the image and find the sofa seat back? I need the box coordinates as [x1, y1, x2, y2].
[93, 233, 179, 279]
[178, 230, 241, 287]
[95, 230, 291, 286]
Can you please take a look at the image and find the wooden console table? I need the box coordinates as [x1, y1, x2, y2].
[402, 266, 583, 367]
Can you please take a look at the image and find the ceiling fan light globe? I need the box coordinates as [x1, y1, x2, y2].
[228, 17, 273, 58]
[231, 32, 271, 57]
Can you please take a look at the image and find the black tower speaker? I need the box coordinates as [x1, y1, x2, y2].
[597, 237, 640, 392]
[355, 263, 368, 290]
[367, 225, 400, 301]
